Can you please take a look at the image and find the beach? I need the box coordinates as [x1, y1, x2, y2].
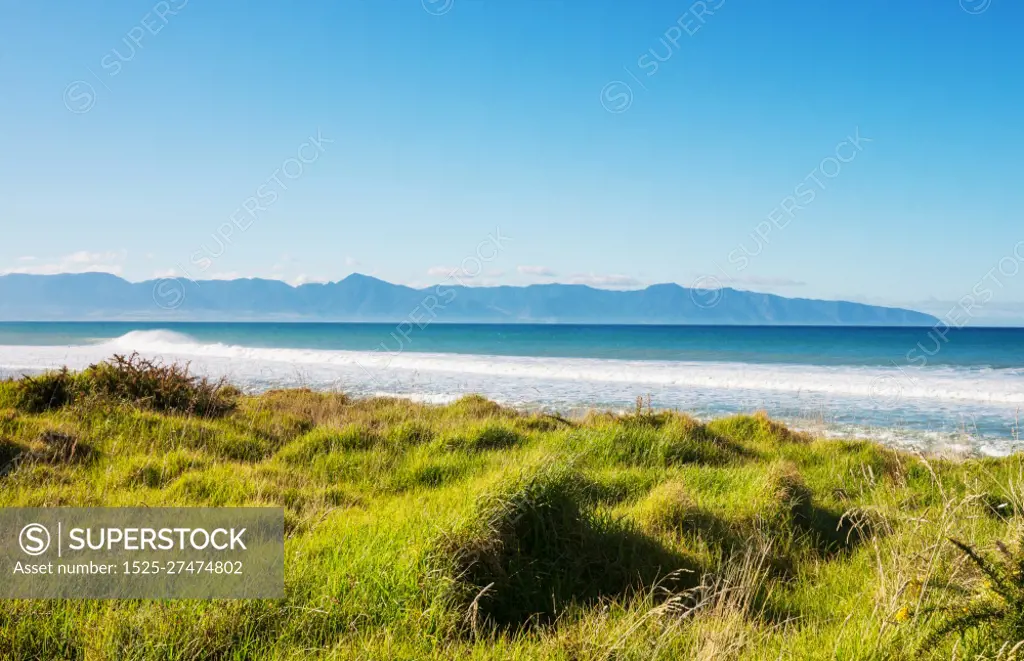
[1, 322, 1022, 456]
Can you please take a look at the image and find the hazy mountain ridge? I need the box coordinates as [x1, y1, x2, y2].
[0, 273, 939, 325]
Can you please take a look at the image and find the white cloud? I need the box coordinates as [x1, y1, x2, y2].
[291, 274, 329, 286]
[0, 251, 126, 276]
[563, 273, 646, 289]
[517, 265, 556, 277]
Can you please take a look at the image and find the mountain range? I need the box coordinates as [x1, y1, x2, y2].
[0, 272, 938, 325]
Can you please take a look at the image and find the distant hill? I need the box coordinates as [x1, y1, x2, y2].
[0, 273, 939, 325]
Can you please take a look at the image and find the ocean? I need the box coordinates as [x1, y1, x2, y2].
[1, 322, 1022, 456]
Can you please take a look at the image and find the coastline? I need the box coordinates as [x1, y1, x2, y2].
[4, 324, 1024, 457]
[1, 359, 1023, 657]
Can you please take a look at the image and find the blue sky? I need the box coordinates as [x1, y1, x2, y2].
[1, 0, 1023, 321]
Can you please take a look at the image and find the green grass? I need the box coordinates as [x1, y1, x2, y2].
[1, 366, 1024, 659]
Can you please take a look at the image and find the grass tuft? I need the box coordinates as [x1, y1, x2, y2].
[432, 463, 699, 632]
[34, 429, 95, 464]
[279, 424, 382, 462]
[436, 422, 522, 452]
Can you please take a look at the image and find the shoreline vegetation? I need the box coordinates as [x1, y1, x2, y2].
[1, 355, 1023, 659]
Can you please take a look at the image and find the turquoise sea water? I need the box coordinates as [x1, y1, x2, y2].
[1, 322, 1022, 455]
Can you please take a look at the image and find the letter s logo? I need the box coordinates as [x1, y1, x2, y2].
[19, 524, 51, 556]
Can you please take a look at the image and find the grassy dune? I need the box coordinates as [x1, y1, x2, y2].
[1, 357, 1023, 659]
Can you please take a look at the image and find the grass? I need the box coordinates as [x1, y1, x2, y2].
[1, 360, 1024, 659]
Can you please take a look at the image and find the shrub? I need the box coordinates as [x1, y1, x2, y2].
[81, 353, 237, 417]
[14, 368, 78, 413]
[921, 537, 1024, 649]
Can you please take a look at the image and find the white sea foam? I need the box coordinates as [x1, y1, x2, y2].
[81, 330, 1024, 406]
[1, 330, 1021, 454]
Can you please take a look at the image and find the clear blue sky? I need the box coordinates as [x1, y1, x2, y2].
[2, 0, 1023, 321]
